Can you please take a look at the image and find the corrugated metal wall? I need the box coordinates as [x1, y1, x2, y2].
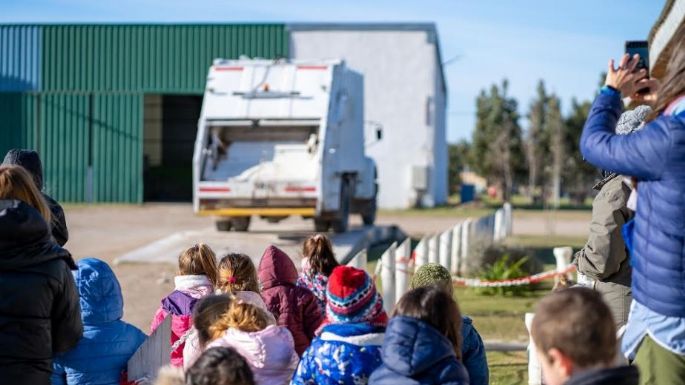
[41, 24, 288, 92]
[0, 93, 38, 153]
[0, 26, 41, 91]
[0, 24, 288, 202]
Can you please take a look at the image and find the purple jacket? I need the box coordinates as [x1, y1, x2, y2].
[258, 246, 324, 355]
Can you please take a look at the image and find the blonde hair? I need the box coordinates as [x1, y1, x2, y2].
[178, 243, 218, 286]
[209, 301, 269, 338]
[0, 165, 51, 224]
[217, 253, 260, 294]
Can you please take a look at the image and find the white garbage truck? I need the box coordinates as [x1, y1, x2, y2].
[193, 59, 379, 233]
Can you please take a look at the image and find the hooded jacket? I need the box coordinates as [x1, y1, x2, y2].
[51, 258, 147, 385]
[150, 275, 214, 367]
[580, 90, 685, 317]
[369, 316, 469, 385]
[208, 325, 299, 385]
[0, 199, 82, 384]
[291, 322, 385, 385]
[258, 246, 323, 355]
[3, 149, 69, 246]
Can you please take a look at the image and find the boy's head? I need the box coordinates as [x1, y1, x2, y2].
[186, 347, 255, 385]
[531, 288, 617, 385]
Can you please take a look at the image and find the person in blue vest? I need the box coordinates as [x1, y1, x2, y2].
[579, 24, 685, 384]
[52, 258, 146, 385]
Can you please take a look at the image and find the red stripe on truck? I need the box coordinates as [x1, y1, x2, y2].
[296, 65, 328, 70]
[214, 66, 243, 71]
[199, 186, 231, 193]
[284, 186, 316, 193]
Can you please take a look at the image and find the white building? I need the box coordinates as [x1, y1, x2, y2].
[289, 23, 448, 209]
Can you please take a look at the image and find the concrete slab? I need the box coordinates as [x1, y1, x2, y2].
[114, 222, 406, 267]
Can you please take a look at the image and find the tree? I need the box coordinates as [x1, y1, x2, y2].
[545, 95, 564, 208]
[448, 140, 472, 195]
[563, 98, 597, 204]
[525, 80, 549, 203]
[471, 80, 525, 201]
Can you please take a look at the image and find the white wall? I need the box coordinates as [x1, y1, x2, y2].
[290, 28, 447, 209]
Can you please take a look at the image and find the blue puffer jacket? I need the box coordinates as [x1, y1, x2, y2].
[580, 89, 685, 317]
[369, 316, 469, 385]
[52, 258, 147, 385]
[461, 317, 488, 385]
[291, 322, 385, 385]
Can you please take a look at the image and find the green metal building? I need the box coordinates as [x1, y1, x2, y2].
[0, 24, 288, 202]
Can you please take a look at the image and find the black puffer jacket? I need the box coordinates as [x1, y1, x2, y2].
[0, 199, 82, 385]
[3, 149, 69, 246]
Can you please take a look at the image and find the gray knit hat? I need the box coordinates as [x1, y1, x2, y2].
[410, 263, 452, 292]
[616, 105, 652, 135]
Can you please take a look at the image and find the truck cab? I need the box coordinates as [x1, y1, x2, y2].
[193, 59, 377, 233]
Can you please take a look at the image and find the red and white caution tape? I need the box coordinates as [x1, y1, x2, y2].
[452, 265, 576, 288]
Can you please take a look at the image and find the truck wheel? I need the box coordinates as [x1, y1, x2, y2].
[314, 218, 330, 232]
[331, 181, 351, 233]
[361, 199, 377, 226]
[216, 219, 233, 232]
[231, 217, 251, 232]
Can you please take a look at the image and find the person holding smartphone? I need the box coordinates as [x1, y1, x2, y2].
[579, 26, 685, 385]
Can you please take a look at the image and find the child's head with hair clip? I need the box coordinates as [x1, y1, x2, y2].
[217, 253, 260, 294]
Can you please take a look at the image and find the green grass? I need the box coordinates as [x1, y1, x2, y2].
[488, 351, 529, 385]
[379, 206, 495, 218]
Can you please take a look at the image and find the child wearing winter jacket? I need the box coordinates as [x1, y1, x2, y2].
[409, 263, 489, 385]
[296, 234, 339, 313]
[151, 243, 218, 367]
[291, 266, 388, 385]
[207, 300, 299, 385]
[258, 245, 323, 355]
[52, 258, 147, 385]
[183, 294, 233, 370]
[369, 286, 469, 385]
[217, 253, 275, 324]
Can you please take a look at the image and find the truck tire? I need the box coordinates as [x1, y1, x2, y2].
[314, 218, 330, 232]
[331, 181, 351, 233]
[231, 217, 251, 232]
[216, 219, 233, 232]
[361, 199, 377, 226]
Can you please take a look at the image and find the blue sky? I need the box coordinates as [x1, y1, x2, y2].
[2, 0, 664, 142]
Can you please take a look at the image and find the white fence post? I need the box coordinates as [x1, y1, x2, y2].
[428, 234, 440, 264]
[395, 237, 412, 304]
[128, 317, 172, 382]
[494, 208, 504, 241]
[460, 219, 472, 274]
[381, 242, 397, 313]
[504, 202, 513, 236]
[439, 229, 452, 272]
[525, 313, 542, 385]
[414, 237, 429, 269]
[553, 247, 573, 273]
[348, 249, 367, 269]
[450, 224, 462, 275]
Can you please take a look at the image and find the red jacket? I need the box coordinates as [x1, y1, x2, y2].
[258, 246, 324, 355]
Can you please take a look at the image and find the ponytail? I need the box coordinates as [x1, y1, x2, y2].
[178, 243, 218, 286]
[302, 233, 339, 276]
[217, 253, 260, 294]
[209, 300, 269, 339]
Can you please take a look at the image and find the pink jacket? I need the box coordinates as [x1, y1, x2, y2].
[208, 325, 299, 385]
[183, 291, 277, 370]
[151, 275, 213, 367]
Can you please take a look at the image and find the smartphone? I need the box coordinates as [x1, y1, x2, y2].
[625, 40, 649, 93]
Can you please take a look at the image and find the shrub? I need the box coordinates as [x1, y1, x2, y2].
[477, 254, 535, 296]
